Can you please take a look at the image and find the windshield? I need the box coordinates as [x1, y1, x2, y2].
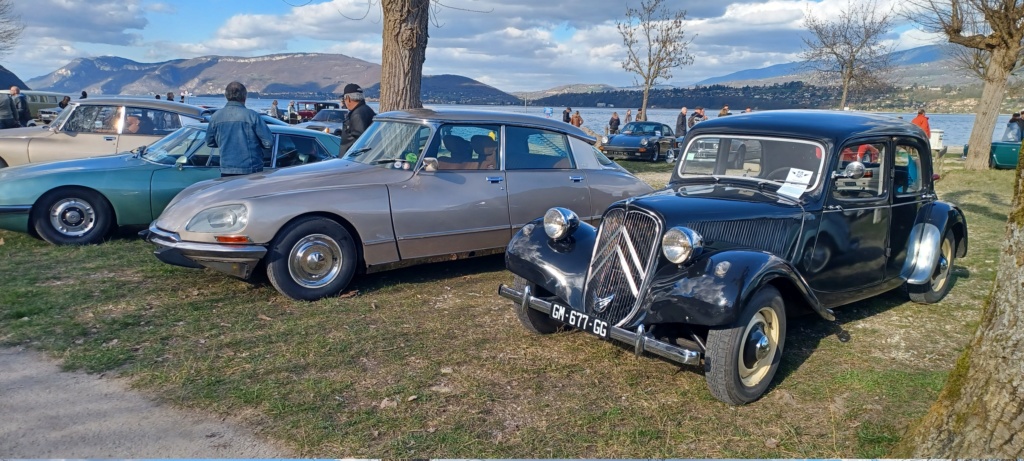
[343, 120, 433, 168]
[140, 125, 208, 165]
[620, 122, 663, 136]
[312, 110, 346, 122]
[678, 135, 826, 197]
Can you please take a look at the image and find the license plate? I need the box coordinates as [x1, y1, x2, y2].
[550, 304, 609, 338]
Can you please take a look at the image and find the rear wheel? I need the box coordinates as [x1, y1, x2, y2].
[266, 217, 357, 301]
[32, 188, 113, 245]
[704, 285, 786, 405]
[664, 149, 677, 164]
[907, 229, 955, 304]
[0, 158, 8, 168]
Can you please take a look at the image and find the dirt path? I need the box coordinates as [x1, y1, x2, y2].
[0, 347, 292, 458]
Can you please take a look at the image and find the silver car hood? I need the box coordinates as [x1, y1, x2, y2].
[155, 159, 412, 231]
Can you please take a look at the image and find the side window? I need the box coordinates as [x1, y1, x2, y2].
[834, 142, 888, 199]
[127, 107, 182, 135]
[895, 144, 923, 195]
[62, 105, 120, 133]
[505, 126, 574, 169]
[274, 134, 331, 168]
[662, 125, 673, 137]
[429, 124, 500, 170]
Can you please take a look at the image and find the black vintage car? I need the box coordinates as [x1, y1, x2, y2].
[600, 121, 679, 162]
[498, 110, 968, 405]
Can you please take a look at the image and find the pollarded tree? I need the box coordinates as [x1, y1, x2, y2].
[801, 0, 897, 110]
[617, 0, 694, 121]
[379, 0, 430, 112]
[0, 0, 24, 59]
[908, 0, 1024, 171]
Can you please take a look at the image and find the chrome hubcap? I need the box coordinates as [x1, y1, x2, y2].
[49, 198, 96, 236]
[931, 238, 953, 292]
[739, 307, 780, 387]
[288, 234, 343, 289]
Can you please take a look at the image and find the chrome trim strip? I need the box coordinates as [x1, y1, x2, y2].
[498, 284, 701, 366]
[0, 205, 31, 214]
[146, 225, 267, 260]
[396, 225, 511, 240]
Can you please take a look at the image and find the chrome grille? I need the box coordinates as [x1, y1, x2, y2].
[687, 219, 790, 255]
[583, 208, 662, 326]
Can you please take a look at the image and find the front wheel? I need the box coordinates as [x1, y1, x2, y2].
[649, 146, 660, 162]
[704, 285, 786, 405]
[266, 217, 358, 301]
[33, 188, 113, 245]
[907, 229, 956, 304]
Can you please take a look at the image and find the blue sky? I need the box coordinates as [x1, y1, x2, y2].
[1, 0, 939, 92]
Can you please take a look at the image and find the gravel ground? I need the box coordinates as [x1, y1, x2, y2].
[0, 347, 292, 458]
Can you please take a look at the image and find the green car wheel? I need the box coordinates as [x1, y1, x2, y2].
[32, 188, 113, 245]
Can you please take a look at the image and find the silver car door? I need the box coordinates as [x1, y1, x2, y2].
[503, 125, 591, 229]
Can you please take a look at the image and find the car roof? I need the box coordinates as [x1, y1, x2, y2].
[66, 97, 207, 117]
[688, 109, 925, 144]
[376, 108, 594, 140]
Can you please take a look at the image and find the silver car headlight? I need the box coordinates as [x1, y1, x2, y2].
[186, 204, 249, 233]
[641, 137, 649, 146]
[601, 136, 609, 144]
[543, 207, 579, 240]
[662, 227, 703, 264]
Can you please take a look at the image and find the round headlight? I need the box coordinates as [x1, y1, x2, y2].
[662, 227, 703, 264]
[641, 137, 649, 146]
[601, 136, 609, 144]
[543, 207, 580, 240]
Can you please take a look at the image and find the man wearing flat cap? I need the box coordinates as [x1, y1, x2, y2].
[339, 83, 376, 155]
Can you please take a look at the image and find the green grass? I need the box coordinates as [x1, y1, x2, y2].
[0, 158, 1013, 457]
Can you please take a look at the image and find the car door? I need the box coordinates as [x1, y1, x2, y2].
[30, 104, 123, 163]
[503, 125, 592, 231]
[886, 137, 931, 280]
[806, 138, 891, 293]
[389, 123, 512, 260]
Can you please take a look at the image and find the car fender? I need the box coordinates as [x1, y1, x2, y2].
[505, 217, 597, 311]
[641, 249, 833, 327]
[0, 136, 30, 167]
[903, 201, 968, 284]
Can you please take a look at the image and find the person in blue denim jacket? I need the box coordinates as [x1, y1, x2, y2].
[205, 81, 274, 177]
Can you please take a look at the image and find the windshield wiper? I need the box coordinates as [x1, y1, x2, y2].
[346, 147, 372, 157]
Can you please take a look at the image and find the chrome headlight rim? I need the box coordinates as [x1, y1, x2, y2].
[601, 135, 609, 144]
[543, 207, 580, 240]
[185, 204, 249, 234]
[641, 137, 649, 146]
[662, 226, 703, 264]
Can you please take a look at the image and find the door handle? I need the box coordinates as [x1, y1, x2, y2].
[103, 136, 116, 141]
[486, 176, 504, 183]
[569, 175, 584, 182]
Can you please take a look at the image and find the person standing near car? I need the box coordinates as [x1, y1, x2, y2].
[268, 100, 281, 120]
[10, 87, 30, 127]
[608, 112, 620, 134]
[676, 106, 688, 137]
[562, 107, 572, 123]
[205, 81, 274, 177]
[338, 83, 376, 155]
[0, 91, 19, 129]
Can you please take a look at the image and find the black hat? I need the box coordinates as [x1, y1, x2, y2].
[343, 83, 363, 95]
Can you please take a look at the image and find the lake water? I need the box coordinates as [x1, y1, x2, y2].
[188, 96, 1010, 147]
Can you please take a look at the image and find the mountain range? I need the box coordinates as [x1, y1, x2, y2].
[16, 44, 975, 105]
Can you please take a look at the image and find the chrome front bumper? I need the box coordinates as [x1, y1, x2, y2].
[497, 283, 702, 366]
[143, 225, 268, 279]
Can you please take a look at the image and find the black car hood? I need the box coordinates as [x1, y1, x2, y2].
[619, 183, 806, 256]
[604, 133, 650, 147]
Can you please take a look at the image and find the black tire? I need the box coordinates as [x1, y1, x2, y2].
[664, 149, 677, 164]
[512, 275, 564, 334]
[32, 188, 113, 245]
[0, 158, 8, 168]
[704, 285, 786, 405]
[907, 229, 956, 304]
[266, 217, 358, 301]
[650, 146, 660, 162]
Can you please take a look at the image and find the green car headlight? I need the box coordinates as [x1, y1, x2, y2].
[662, 227, 703, 264]
[543, 207, 579, 240]
[186, 204, 248, 233]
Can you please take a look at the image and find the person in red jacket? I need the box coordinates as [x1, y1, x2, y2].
[911, 109, 931, 138]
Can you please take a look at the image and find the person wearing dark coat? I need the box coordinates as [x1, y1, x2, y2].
[608, 112, 620, 134]
[675, 106, 688, 137]
[338, 83, 376, 155]
[10, 87, 30, 126]
[0, 92, 19, 129]
[562, 107, 572, 123]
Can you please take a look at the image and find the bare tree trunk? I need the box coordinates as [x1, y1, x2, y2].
[896, 147, 1024, 457]
[640, 84, 650, 121]
[379, 0, 429, 113]
[965, 48, 1013, 171]
[839, 75, 850, 109]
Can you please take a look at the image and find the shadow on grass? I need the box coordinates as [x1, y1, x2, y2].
[941, 190, 1009, 223]
[347, 253, 507, 294]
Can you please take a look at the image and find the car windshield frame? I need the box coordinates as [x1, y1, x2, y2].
[342, 120, 434, 168]
[677, 134, 827, 198]
[140, 125, 208, 165]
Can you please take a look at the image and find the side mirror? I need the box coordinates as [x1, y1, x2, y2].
[175, 156, 188, 170]
[832, 161, 866, 180]
[418, 157, 438, 173]
[932, 173, 941, 182]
